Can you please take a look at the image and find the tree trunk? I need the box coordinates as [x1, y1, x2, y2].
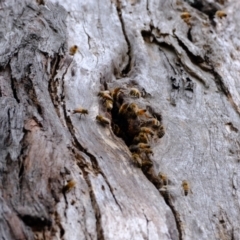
[1, 0, 240, 239]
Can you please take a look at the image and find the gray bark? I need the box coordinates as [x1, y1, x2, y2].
[0, 0, 240, 239]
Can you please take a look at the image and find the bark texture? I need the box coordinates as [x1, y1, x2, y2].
[0, 0, 240, 239]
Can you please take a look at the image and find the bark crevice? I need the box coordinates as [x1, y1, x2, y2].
[115, 1, 132, 76]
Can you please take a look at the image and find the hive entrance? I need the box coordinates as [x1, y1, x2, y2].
[98, 83, 165, 168]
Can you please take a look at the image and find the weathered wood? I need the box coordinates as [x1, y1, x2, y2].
[1, 0, 240, 239]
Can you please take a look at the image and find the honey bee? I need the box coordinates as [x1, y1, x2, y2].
[129, 144, 140, 153]
[119, 103, 129, 115]
[132, 153, 142, 167]
[98, 91, 113, 101]
[104, 100, 113, 111]
[136, 109, 148, 117]
[137, 143, 151, 149]
[96, 115, 110, 125]
[157, 125, 165, 138]
[142, 118, 160, 129]
[62, 180, 76, 193]
[143, 148, 153, 156]
[133, 132, 148, 144]
[158, 172, 168, 186]
[180, 12, 191, 19]
[140, 127, 155, 136]
[129, 88, 141, 98]
[127, 103, 138, 113]
[72, 108, 89, 118]
[69, 45, 78, 55]
[111, 87, 124, 101]
[182, 180, 191, 196]
[180, 12, 191, 24]
[216, 10, 227, 18]
[141, 159, 153, 167]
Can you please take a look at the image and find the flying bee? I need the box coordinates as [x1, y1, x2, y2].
[133, 132, 148, 144]
[98, 91, 113, 101]
[96, 115, 110, 125]
[72, 108, 89, 118]
[129, 88, 141, 98]
[158, 172, 168, 186]
[140, 127, 155, 136]
[104, 99, 113, 111]
[119, 103, 129, 115]
[216, 10, 227, 18]
[69, 45, 78, 55]
[62, 180, 76, 194]
[132, 153, 142, 167]
[181, 180, 191, 196]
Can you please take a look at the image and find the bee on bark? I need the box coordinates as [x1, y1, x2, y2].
[140, 127, 155, 136]
[129, 145, 140, 153]
[111, 87, 124, 102]
[137, 109, 148, 117]
[216, 10, 227, 18]
[157, 125, 165, 138]
[137, 143, 151, 149]
[133, 132, 148, 144]
[143, 148, 153, 156]
[104, 99, 113, 111]
[127, 103, 138, 117]
[180, 12, 191, 24]
[182, 180, 191, 196]
[69, 45, 78, 55]
[141, 159, 153, 167]
[72, 108, 89, 118]
[96, 115, 110, 125]
[132, 153, 142, 167]
[181, 12, 191, 19]
[129, 88, 141, 98]
[129, 143, 150, 153]
[98, 91, 113, 101]
[142, 118, 160, 129]
[158, 172, 168, 186]
[62, 180, 76, 194]
[119, 103, 129, 115]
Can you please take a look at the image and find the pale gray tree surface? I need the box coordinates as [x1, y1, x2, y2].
[0, 0, 240, 239]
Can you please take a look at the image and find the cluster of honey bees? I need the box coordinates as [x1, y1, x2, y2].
[96, 85, 165, 168]
[71, 85, 165, 168]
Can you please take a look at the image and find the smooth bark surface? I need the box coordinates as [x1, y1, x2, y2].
[1, 0, 240, 239]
